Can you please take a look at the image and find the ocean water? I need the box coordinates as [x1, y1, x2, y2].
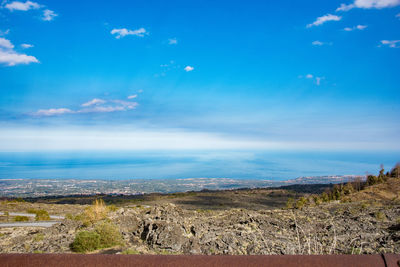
[0, 150, 399, 181]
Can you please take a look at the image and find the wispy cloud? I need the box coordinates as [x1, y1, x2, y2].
[35, 108, 73, 116]
[0, 37, 38, 66]
[110, 100, 138, 109]
[127, 94, 137, 99]
[21, 43, 33, 48]
[111, 28, 148, 39]
[312, 40, 332, 46]
[300, 74, 324, 85]
[33, 98, 138, 116]
[344, 25, 368, 31]
[380, 40, 400, 48]
[307, 14, 341, 28]
[42, 9, 57, 21]
[336, 3, 355, 11]
[184, 65, 194, 72]
[79, 106, 127, 113]
[168, 38, 178, 45]
[396, 13, 400, 18]
[312, 41, 324, 46]
[4, 1, 41, 11]
[81, 98, 106, 107]
[336, 0, 400, 11]
[0, 29, 10, 36]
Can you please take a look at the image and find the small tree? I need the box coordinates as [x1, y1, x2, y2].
[321, 192, 329, 202]
[343, 182, 354, 195]
[313, 195, 322, 205]
[367, 175, 378, 186]
[352, 176, 362, 191]
[390, 163, 400, 179]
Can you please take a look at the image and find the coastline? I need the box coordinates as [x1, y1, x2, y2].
[0, 175, 363, 198]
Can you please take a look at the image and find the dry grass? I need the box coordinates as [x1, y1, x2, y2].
[83, 199, 108, 224]
[342, 178, 400, 203]
[291, 211, 337, 255]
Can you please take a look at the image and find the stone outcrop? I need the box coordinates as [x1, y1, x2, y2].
[1, 202, 399, 255]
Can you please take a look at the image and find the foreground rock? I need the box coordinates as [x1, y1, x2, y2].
[1, 200, 399, 255]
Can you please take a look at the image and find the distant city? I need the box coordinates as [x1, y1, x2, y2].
[0, 175, 362, 197]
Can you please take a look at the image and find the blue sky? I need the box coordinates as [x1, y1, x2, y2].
[0, 0, 399, 151]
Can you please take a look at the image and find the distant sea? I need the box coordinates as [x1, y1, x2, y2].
[0, 150, 399, 181]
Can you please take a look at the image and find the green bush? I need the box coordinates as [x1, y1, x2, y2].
[121, 248, 140, 255]
[367, 175, 379, 186]
[285, 197, 294, 209]
[27, 209, 51, 221]
[313, 195, 322, 205]
[35, 210, 50, 221]
[71, 221, 123, 253]
[95, 221, 123, 248]
[321, 192, 330, 202]
[71, 231, 101, 253]
[33, 233, 45, 242]
[374, 211, 386, 221]
[295, 197, 308, 209]
[390, 163, 400, 178]
[14, 216, 29, 222]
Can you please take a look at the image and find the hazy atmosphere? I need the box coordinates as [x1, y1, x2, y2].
[1, 0, 399, 153]
[1, 0, 400, 259]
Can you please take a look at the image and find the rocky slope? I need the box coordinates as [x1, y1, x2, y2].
[0, 179, 399, 255]
[0, 200, 399, 255]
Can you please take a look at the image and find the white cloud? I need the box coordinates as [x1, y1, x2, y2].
[111, 100, 138, 109]
[0, 127, 308, 151]
[396, 12, 400, 18]
[356, 25, 368, 30]
[184, 65, 194, 72]
[380, 40, 400, 48]
[0, 29, 10, 36]
[4, 1, 41, 11]
[79, 106, 127, 113]
[111, 28, 147, 39]
[35, 108, 73, 116]
[337, 0, 400, 11]
[0, 37, 14, 49]
[168, 38, 177, 45]
[21, 43, 33, 48]
[336, 3, 355, 11]
[312, 41, 332, 46]
[355, 0, 400, 8]
[344, 24, 368, 31]
[301, 74, 324, 85]
[127, 94, 137, 99]
[138, 89, 143, 93]
[307, 14, 342, 27]
[34, 98, 138, 116]
[0, 50, 39, 66]
[81, 98, 106, 107]
[0, 37, 38, 66]
[42, 9, 57, 21]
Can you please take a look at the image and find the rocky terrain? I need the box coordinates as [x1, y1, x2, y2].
[0, 178, 399, 255]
